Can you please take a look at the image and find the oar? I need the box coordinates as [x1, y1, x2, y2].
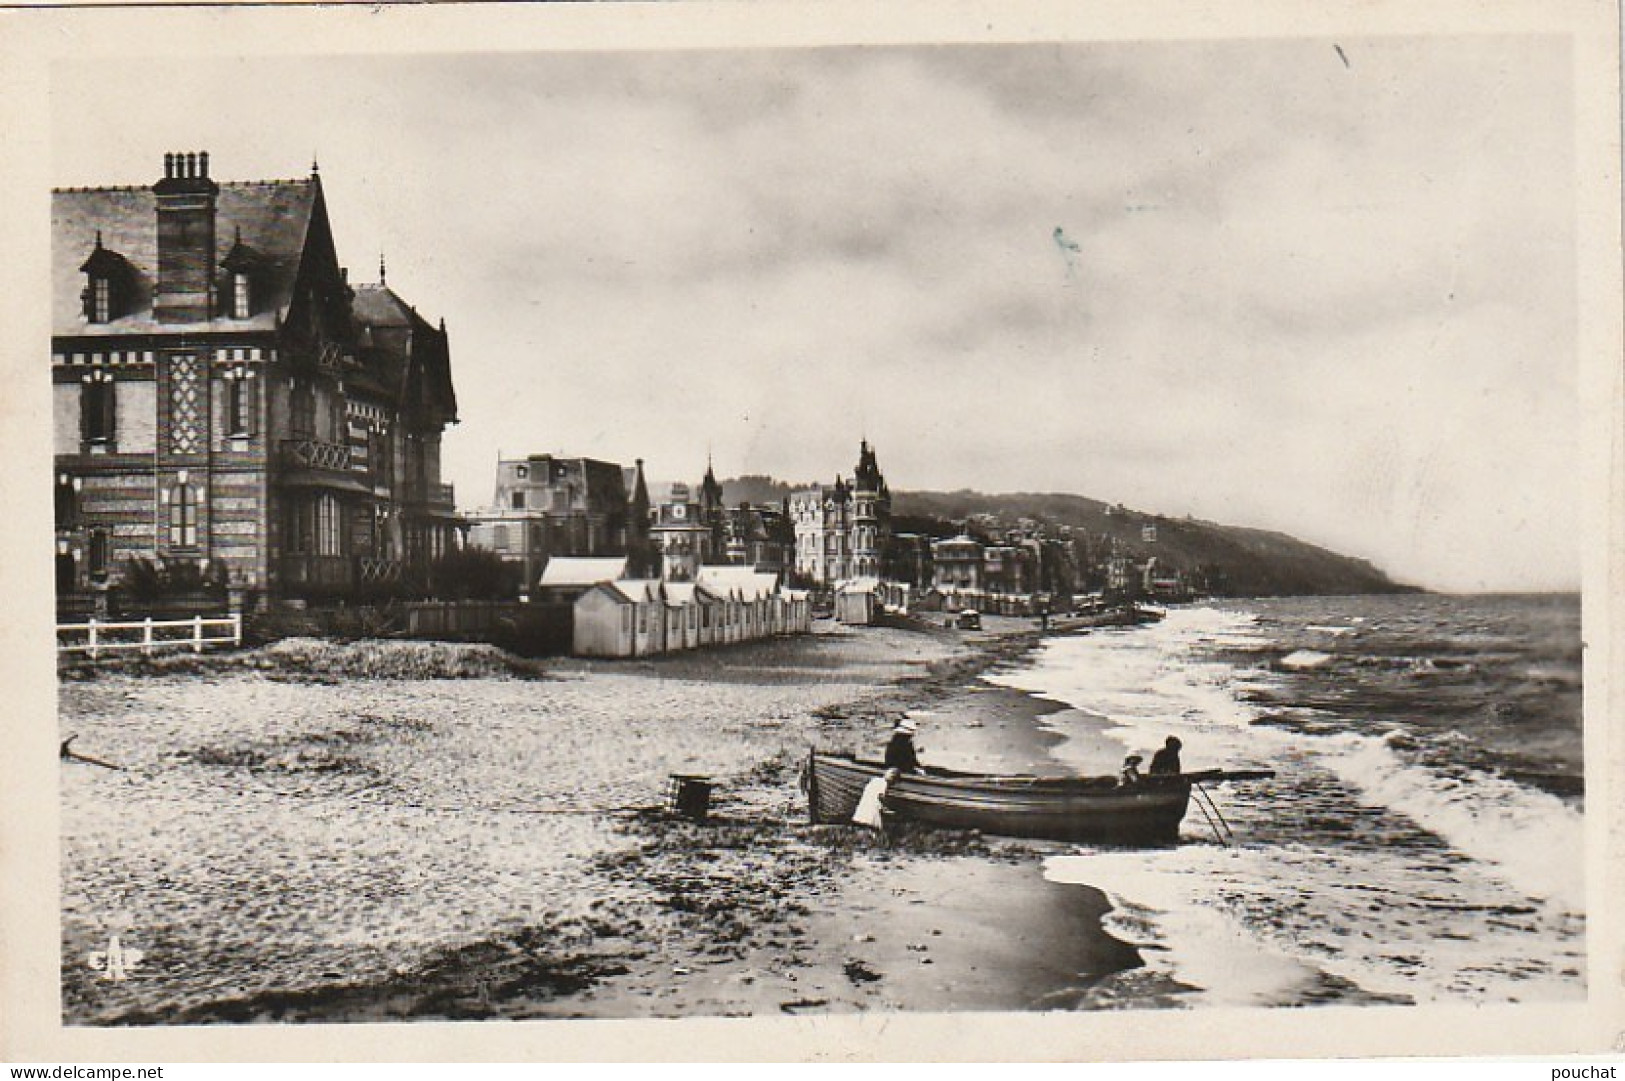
[1205, 783, 1237, 841]
[1189, 780, 1235, 845]
[1189, 782, 1228, 845]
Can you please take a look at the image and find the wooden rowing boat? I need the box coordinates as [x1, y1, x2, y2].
[807, 751, 1272, 845]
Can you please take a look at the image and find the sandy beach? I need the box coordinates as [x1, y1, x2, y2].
[58, 618, 1138, 1024]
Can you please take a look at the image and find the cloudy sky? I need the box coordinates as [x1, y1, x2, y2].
[52, 36, 1578, 592]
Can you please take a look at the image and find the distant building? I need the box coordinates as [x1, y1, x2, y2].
[982, 544, 1035, 596]
[883, 531, 934, 588]
[1106, 554, 1140, 597]
[931, 535, 984, 593]
[850, 440, 891, 579]
[464, 454, 631, 588]
[645, 462, 728, 581]
[790, 440, 891, 585]
[51, 152, 460, 614]
[724, 501, 795, 575]
[1142, 557, 1188, 599]
[790, 475, 850, 584]
[649, 480, 716, 581]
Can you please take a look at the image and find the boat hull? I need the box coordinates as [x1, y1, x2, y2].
[808, 753, 1192, 845]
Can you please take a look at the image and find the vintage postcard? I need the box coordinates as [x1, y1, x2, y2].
[0, 0, 1620, 1064]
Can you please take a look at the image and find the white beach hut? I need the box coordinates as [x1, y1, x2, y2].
[835, 577, 882, 625]
[572, 578, 666, 657]
[537, 555, 630, 605]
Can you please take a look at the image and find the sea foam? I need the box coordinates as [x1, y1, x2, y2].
[996, 603, 1586, 1006]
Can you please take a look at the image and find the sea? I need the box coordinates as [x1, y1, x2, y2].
[987, 593, 1586, 1009]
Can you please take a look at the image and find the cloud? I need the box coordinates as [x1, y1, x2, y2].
[51, 36, 1579, 590]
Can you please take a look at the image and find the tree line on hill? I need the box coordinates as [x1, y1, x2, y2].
[722, 475, 1417, 597]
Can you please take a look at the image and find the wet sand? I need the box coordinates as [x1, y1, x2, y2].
[58, 618, 1142, 1024]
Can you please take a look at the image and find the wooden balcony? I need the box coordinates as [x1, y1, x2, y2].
[403, 480, 457, 510]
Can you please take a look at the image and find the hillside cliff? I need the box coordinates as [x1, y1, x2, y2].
[722, 477, 1417, 597]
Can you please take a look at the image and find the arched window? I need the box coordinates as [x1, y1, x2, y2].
[168, 483, 197, 548]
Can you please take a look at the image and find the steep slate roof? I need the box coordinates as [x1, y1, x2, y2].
[352, 282, 458, 424]
[52, 179, 318, 338]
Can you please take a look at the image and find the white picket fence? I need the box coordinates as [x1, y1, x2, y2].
[57, 614, 242, 658]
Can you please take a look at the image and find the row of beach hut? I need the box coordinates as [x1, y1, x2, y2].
[547, 560, 812, 658]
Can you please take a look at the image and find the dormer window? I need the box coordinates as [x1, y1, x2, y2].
[79, 232, 130, 324]
[220, 227, 259, 321]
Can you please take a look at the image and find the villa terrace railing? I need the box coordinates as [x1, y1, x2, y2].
[58, 614, 242, 658]
[279, 553, 353, 590]
[280, 438, 353, 472]
[358, 557, 403, 584]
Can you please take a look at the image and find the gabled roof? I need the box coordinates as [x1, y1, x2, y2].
[608, 579, 664, 604]
[53, 178, 319, 337]
[663, 582, 699, 606]
[836, 577, 881, 594]
[538, 555, 627, 588]
[696, 566, 780, 601]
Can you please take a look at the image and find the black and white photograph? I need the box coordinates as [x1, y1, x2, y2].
[1, 0, 1621, 1065]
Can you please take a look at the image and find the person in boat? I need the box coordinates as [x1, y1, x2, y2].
[1149, 736, 1183, 777]
[1119, 754, 1143, 786]
[884, 718, 924, 773]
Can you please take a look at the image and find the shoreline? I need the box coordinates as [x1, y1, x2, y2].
[59, 618, 1143, 1023]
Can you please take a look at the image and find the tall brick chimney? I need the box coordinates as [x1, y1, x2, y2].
[153, 151, 219, 323]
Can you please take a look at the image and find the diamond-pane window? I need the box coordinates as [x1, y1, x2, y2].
[169, 355, 201, 454]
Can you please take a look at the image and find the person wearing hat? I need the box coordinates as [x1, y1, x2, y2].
[884, 718, 924, 774]
[1149, 735, 1183, 777]
[1120, 754, 1144, 786]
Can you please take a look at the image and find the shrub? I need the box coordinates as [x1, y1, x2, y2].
[426, 547, 518, 601]
[118, 555, 228, 602]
